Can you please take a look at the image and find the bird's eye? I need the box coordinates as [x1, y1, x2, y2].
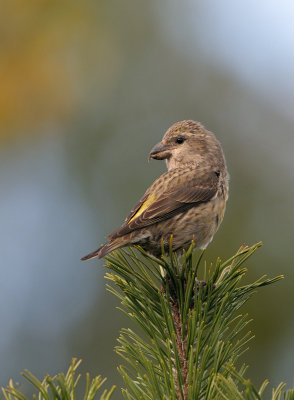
[176, 137, 185, 144]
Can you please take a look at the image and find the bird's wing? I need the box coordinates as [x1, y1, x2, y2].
[108, 169, 219, 240]
[123, 193, 149, 224]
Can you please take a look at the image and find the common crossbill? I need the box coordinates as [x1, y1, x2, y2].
[82, 120, 229, 260]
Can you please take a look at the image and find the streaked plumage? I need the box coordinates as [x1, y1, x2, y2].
[82, 120, 229, 260]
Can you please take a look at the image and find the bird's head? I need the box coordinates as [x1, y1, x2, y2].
[149, 120, 225, 171]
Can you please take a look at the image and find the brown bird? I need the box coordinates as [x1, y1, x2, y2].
[81, 120, 229, 260]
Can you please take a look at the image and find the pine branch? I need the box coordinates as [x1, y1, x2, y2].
[105, 241, 283, 399]
[1, 358, 115, 400]
[2, 242, 292, 400]
[213, 364, 294, 400]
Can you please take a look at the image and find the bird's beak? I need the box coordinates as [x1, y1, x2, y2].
[148, 142, 171, 161]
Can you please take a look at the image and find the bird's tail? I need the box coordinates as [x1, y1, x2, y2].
[81, 238, 128, 261]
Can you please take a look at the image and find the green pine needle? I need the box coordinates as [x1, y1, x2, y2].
[105, 242, 284, 399]
[1, 359, 115, 400]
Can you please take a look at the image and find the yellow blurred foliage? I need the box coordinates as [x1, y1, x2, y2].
[0, 1, 90, 140]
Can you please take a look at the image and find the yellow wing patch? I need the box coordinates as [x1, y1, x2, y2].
[128, 193, 157, 223]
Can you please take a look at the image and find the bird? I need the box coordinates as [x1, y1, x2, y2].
[81, 120, 229, 261]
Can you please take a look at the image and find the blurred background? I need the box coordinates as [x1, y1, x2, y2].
[1, 0, 294, 397]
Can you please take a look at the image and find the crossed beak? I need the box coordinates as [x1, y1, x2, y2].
[148, 142, 171, 161]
